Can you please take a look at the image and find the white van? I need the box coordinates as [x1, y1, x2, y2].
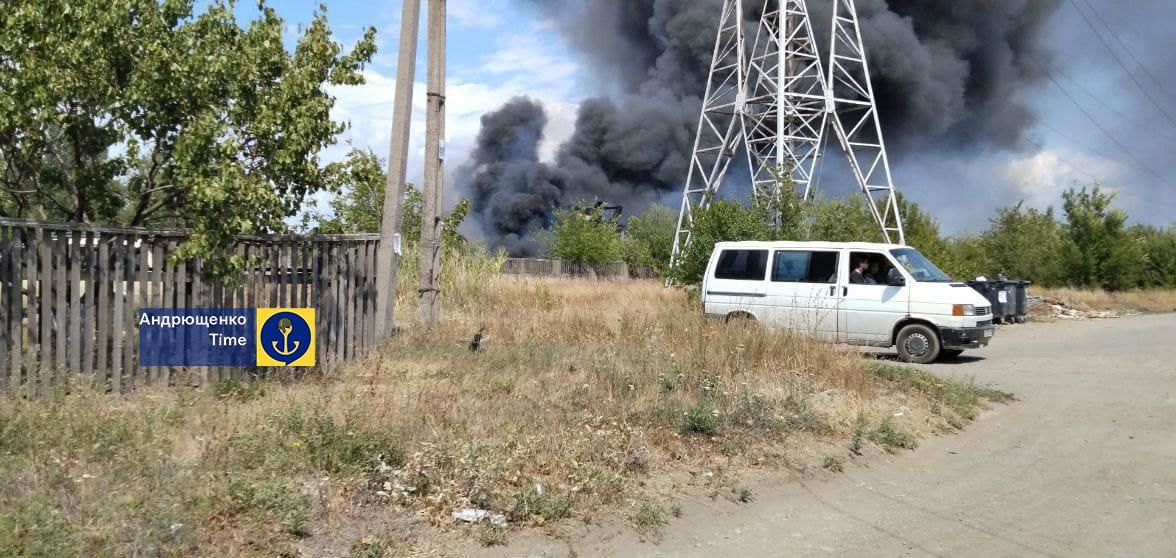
[701, 241, 995, 363]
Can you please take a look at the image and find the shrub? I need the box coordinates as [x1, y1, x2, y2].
[869, 419, 918, 453]
[622, 205, 678, 276]
[544, 206, 623, 263]
[681, 406, 718, 436]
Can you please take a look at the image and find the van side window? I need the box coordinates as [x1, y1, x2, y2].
[714, 250, 769, 281]
[772, 251, 839, 284]
[849, 252, 898, 286]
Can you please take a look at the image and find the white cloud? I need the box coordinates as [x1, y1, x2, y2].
[329, 23, 582, 167]
[1005, 149, 1126, 208]
[448, 0, 509, 29]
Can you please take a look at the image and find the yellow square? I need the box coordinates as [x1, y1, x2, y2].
[256, 308, 316, 367]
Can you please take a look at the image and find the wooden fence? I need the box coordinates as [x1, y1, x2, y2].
[0, 218, 380, 393]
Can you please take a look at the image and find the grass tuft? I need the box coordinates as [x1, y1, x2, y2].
[823, 456, 845, 473]
[681, 407, 719, 436]
[631, 503, 669, 540]
[870, 418, 919, 453]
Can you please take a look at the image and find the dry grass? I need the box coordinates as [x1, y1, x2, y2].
[0, 253, 1013, 556]
[1034, 287, 1176, 315]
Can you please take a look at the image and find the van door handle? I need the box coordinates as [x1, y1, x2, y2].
[843, 287, 848, 296]
[829, 285, 836, 296]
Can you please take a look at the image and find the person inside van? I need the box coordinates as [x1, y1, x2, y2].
[850, 257, 870, 284]
[863, 260, 880, 284]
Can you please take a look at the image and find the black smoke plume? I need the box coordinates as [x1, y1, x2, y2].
[463, 0, 1063, 252]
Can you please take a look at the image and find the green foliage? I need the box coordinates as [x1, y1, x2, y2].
[312, 149, 471, 248]
[869, 418, 918, 453]
[897, 193, 950, 267]
[804, 194, 882, 243]
[631, 503, 669, 540]
[823, 456, 845, 473]
[1135, 225, 1176, 288]
[668, 198, 785, 284]
[544, 206, 624, 263]
[234, 407, 405, 476]
[1061, 186, 1146, 291]
[981, 203, 1065, 284]
[226, 478, 310, 536]
[680, 406, 718, 436]
[621, 205, 677, 275]
[664, 176, 1174, 291]
[939, 235, 989, 281]
[511, 487, 572, 522]
[0, 0, 377, 277]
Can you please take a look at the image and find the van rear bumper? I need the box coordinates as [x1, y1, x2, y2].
[941, 325, 995, 350]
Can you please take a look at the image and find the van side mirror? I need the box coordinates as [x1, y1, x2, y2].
[887, 268, 906, 286]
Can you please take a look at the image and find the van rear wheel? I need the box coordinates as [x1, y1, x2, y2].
[724, 311, 758, 328]
[896, 324, 941, 364]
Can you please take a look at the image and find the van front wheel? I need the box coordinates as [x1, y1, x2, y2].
[896, 324, 941, 364]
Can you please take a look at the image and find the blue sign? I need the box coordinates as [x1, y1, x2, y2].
[139, 308, 256, 366]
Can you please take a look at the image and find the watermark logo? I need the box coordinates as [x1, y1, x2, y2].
[256, 308, 316, 367]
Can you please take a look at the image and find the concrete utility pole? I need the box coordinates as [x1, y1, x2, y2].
[374, 0, 421, 338]
[418, 0, 446, 327]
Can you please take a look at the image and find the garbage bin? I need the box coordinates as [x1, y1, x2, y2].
[996, 281, 1018, 324]
[1012, 280, 1032, 323]
[967, 280, 1007, 323]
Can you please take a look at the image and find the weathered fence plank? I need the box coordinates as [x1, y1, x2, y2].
[68, 231, 82, 380]
[38, 228, 51, 391]
[0, 226, 9, 390]
[9, 228, 24, 391]
[110, 235, 125, 393]
[83, 231, 97, 379]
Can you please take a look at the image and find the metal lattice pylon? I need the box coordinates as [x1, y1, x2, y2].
[743, 0, 829, 201]
[825, 0, 905, 245]
[670, 0, 906, 273]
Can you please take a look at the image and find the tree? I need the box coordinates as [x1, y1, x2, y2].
[980, 203, 1065, 285]
[313, 149, 469, 248]
[940, 235, 989, 282]
[544, 205, 624, 264]
[896, 193, 951, 264]
[669, 198, 781, 285]
[804, 195, 881, 243]
[0, 0, 376, 275]
[621, 205, 677, 276]
[1061, 186, 1145, 291]
[1133, 224, 1176, 289]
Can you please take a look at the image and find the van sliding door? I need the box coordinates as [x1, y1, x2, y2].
[765, 250, 840, 340]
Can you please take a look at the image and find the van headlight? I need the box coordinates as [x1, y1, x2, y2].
[952, 304, 976, 316]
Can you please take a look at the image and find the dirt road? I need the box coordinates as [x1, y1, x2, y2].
[496, 314, 1176, 557]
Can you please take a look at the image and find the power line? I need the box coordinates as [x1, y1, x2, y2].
[1079, 0, 1176, 105]
[1066, 0, 1176, 129]
[1031, 55, 1176, 145]
[1032, 56, 1174, 190]
[967, 71, 1173, 195]
[1018, 134, 1100, 182]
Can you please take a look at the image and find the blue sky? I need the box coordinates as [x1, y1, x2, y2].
[235, 0, 1176, 232]
[234, 0, 585, 200]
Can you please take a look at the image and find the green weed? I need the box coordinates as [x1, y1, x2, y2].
[870, 418, 918, 453]
[631, 503, 669, 540]
[681, 407, 718, 436]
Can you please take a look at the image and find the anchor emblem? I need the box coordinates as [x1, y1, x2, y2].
[258, 309, 315, 366]
[271, 317, 301, 357]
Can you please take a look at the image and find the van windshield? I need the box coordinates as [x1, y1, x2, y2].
[890, 248, 953, 283]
